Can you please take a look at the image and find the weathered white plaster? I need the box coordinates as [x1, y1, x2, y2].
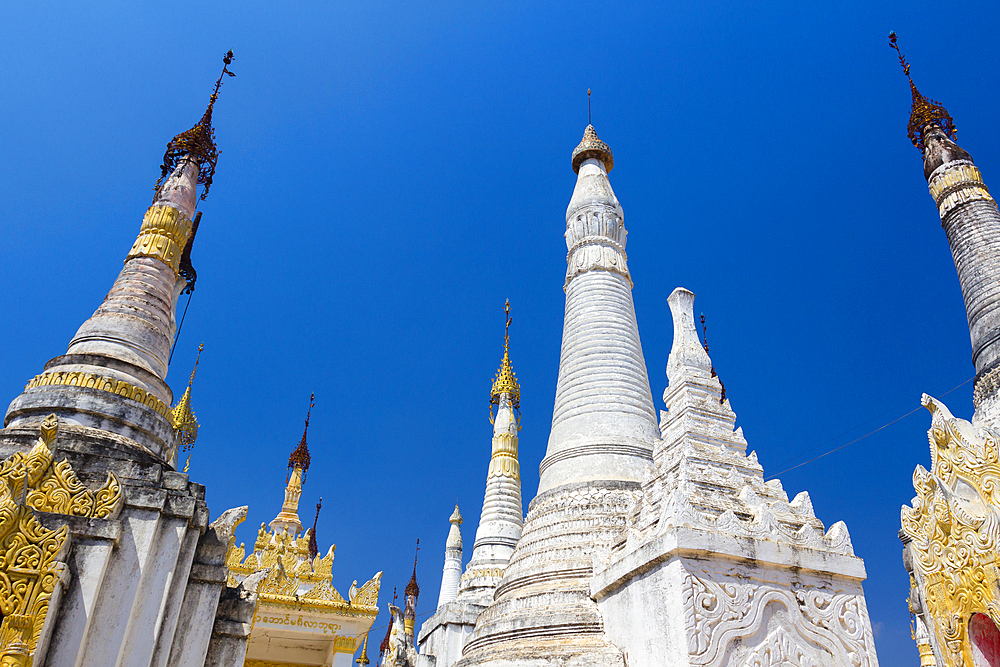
[437, 505, 463, 608]
[591, 288, 880, 667]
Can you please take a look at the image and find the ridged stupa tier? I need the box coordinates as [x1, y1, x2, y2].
[419, 306, 525, 667]
[457, 125, 658, 667]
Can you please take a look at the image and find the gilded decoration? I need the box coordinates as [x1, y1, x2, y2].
[0, 415, 122, 665]
[901, 394, 1000, 665]
[25, 372, 170, 420]
[488, 433, 520, 482]
[0, 415, 122, 519]
[226, 522, 381, 617]
[889, 33, 958, 151]
[929, 162, 995, 219]
[490, 301, 521, 422]
[126, 205, 194, 274]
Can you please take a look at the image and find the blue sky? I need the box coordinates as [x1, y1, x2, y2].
[3, 2, 1000, 663]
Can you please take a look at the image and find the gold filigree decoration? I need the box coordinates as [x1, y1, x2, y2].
[490, 301, 521, 425]
[25, 372, 170, 420]
[126, 206, 194, 274]
[889, 33, 957, 151]
[0, 416, 85, 666]
[487, 432, 520, 482]
[901, 395, 1000, 666]
[225, 522, 377, 615]
[0, 415, 122, 519]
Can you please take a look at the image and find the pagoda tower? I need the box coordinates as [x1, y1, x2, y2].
[890, 33, 1000, 666]
[0, 53, 265, 667]
[458, 124, 658, 666]
[419, 303, 525, 667]
[435, 505, 463, 608]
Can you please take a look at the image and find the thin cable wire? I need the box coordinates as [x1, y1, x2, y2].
[168, 291, 194, 365]
[765, 376, 973, 480]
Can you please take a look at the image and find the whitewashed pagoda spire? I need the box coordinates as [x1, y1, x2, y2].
[5, 52, 235, 462]
[453, 301, 524, 606]
[457, 122, 658, 667]
[436, 505, 464, 608]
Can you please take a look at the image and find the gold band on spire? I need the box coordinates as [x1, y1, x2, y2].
[490, 300, 521, 414]
[889, 33, 956, 151]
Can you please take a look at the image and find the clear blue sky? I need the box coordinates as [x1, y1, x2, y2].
[3, 2, 999, 663]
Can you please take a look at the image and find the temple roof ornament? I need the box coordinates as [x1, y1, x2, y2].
[172, 343, 203, 472]
[405, 540, 420, 599]
[155, 50, 235, 200]
[309, 497, 322, 559]
[889, 32, 956, 151]
[288, 393, 314, 483]
[357, 631, 371, 666]
[571, 123, 613, 174]
[490, 300, 520, 418]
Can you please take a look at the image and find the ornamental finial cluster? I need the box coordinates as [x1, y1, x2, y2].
[173, 342, 204, 472]
[889, 33, 956, 151]
[491, 300, 521, 411]
[405, 539, 420, 599]
[155, 50, 236, 200]
[571, 123, 613, 174]
[288, 393, 314, 482]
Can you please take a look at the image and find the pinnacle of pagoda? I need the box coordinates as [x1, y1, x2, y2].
[456, 123, 657, 667]
[4, 52, 235, 462]
[891, 33, 1000, 426]
[404, 541, 420, 638]
[436, 505, 463, 608]
[270, 394, 314, 536]
[453, 302, 524, 607]
[542, 122, 658, 493]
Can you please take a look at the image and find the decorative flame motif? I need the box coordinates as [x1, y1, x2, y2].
[889, 32, 956, 151]
[0, 415, 124, 665]
[901, 395, 1000, 666]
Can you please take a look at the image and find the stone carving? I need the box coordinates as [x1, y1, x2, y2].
[683, 571, 872, 666]
[0, 415, 122, 519]
[901, 394, 1000, 666]
[353, 571, 382, 607]
[564, 209, 631, 287]
[385, 604, 418, 667]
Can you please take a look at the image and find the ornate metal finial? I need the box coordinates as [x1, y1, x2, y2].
[308, 497, 322, 559]
[588, 88, 592, 125]
[356, 631, 371, 666]
[571, 122, 613, 174]
[174, 343, 204, 472]
[699, 314, 726, 404]
[888, 32, 956, 151]
[287, 393, 314, 483]
[491, 300, 521, 423]
[155, 50, 236, 200]
[405, 539, 420, 599]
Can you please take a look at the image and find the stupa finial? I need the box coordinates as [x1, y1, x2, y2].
[356, 631, 371, 666]
[288, 393, 314, 483]
[571, 120, 613, 174]
[155, 50, 236, 200]
[174, 342, 204, 472]
[491, 300, 521, 421]
[888, 32, 956, 151]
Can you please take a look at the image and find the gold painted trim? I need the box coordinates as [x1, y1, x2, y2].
[25, 372, 172, 421]
[126, 205, 193, 274]
[929, 163, 996, 218]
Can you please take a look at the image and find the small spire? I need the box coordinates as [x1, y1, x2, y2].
[356, 631, 371, 666]
[287, 393, 314, 483]
[888, 32, 956, 151]
[172, 342, 204, 472]
[308, 497, 322, 559]
[379, 587, 397, 662]
[449, 504, 463, 525]
[491, 300, 521, 418]
[405, 539, 420, 599]
[571, 123, 613, 174]
[155, 50, 236, 200]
